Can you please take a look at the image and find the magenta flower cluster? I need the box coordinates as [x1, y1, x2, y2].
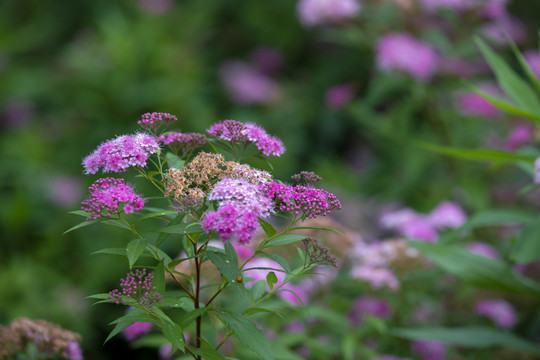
[83, 133, 160, 174]
[260, 182, 341, 219]
[349, 296, 392, 325]
[108, 268, 162, 307]
[80, 177, 144, 220]
[158, 131, 208, 154]
[202, 178, 274, 244]
[122, 322, 154, 341]
[207, 120, 285, 156]
[138, 112, 178, 134]
[376, 33, 439, 82]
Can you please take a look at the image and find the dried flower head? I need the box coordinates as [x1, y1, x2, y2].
[83, 133, 160, 174]
[0, 325, 23, 358]
[108, 268, 163, 307]
[291, 171, 322, 186]
[81, 177, 144, 220]
[10, 318, 82, 359]
[158, 131, 208, 155]
[302, 238, 337, 267]
[138, 112, 178, 134]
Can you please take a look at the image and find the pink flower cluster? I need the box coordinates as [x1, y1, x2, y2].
[260, 182, 341, 219]
[454, 82, 502, 119]
[419, 0, 474, 12]
[138, 112, 178, 134]
[80, 177, 144, 220]
[349, 296, 392, 325]
[108, 268, 163, 307]
[296, 0, 361, 27]
[83, 133, 160, 174]
[475, 299, 516, 329]
[207, 120, 285, 156]
[220, 61, 280, 105]
[350, 241, 404, 291]
[380, 201, 467, 242]
[465, 241, 499, 259]
[202, 178, 274, 244]
[158, 131, 208, 154]
[376, 33, 439, 82]
[325, 83, 356, 109]
[505, 125, 532, 151]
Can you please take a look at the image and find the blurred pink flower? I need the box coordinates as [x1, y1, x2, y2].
[535, 157, 540, 183]
[138, 0, 173, 14]
[481, 16, 526, 45]
[475, 299, 516, 329]
[428, 201, 467, 229]
[48, 176, 83, 208]
[123, 322, 154, 341]
[376, 33, 439, 81]
[325, 83, 356, 109]
[159, 344, 172, 360]
[482, 0, 510, 19]
[251, 47, 284, 75]
[285, 321, 305, 333]
[412, 340, 448, 360]
[380, 208, 419, 229]
[398, 217, 439, 242]
[351, 264, 400, 291]
[524, 50, 540, 78]
[454, 82, 502, 118]
[465, 241, 499, 259]
[349, 296, 392, 325]
[296, 0, 361, 27]
[505, 125, 532, 151]
[220, 61, 280, 105]
[438, 58, 485, 77]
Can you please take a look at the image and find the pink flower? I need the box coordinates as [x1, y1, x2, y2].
[506, 125, 532, 151]
[220, 61, 280, 105]
[535, 157, 540, 183]
[296, 0, 361, 27]
[159, 344, 172, 360]
[122, 322, 154, 341]
[48, 176, 82, 208]
[380, 208, 419, 229]
[466, 241, 499, 259]
[65, 342, 83, 360]
[398, 217, 439, 242]
[428, 201, 467, 229]
[81, 177, 144, 220]
[325, 84, 356, 109]
[481, 16, 526, 45]
[251, 47, 284, 75]
[412, 340, 448, 360]
[82, 133, 160, 174]
[351, 265, 400, 291]
[454, 82, 502, 119]
[524, 50, 540, 78]
[349, 296, 392, 325]
[475, 299, 516, 329]
[376, 33, 439, 81]
[482, 0, 510, 19]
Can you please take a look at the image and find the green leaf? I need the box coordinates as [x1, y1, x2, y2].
[244, 307, 284, 318]
[251, 280, 267, 302]
[511, 220, 540, 263]
[86, 293, 110, 300]
[153, 261, 166, 294]
[264, 234, 307, 248]
[91, 248, 127, 256]
[258, 252, 291, 273]
[68, 210, 90, 217]
[178, 307, 211, 328]
[224, 241, 238, 266]
[157, 223, 188, 234]
[409, 241, 540, 296]
[461, 209, 534, 231]
[415, 141, 536, 165]
[160, 297, 193, 310]
[258, 218, 276, 237]
[63, 220, 98, 235]
[507, 35, 540, 94]
[289, 226, 343, 235]
[206, 247, 242, 283]
[470, 86, 540, 121]
[393, 326, 540, 356]
[161, 321, 185, 352]
[266, 272, 278, 291]
[105, 310, 159, 343]
[476, 37, 540, 118]
[193, 339, 227, 360]
[216, 310, 273, 360]
[127, 239, 147, 269]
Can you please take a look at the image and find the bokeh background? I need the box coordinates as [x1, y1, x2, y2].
[3, 0, 540, 359]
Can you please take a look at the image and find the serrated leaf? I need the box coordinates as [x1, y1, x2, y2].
[258, 218, 276, 237]
[264, 234, 307, 248]
[178, 307, 211, 328]
[161, 321, 185, 352]
[266, 272, 278, 291]
[153, 261, 166, 294]
[217, 311, 273, 360]
[127, 239, 147, 269]
[393, 326, 540, 355]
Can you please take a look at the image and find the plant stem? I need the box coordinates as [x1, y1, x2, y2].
[194, 241, 202, 360]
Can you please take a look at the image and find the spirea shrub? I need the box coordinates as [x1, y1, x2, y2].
[68, 112, 341, 359]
